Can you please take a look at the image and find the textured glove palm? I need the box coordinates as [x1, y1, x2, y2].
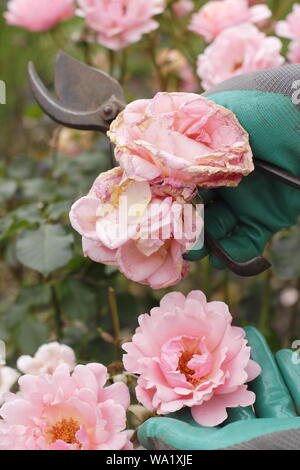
[185, 65, 300, 268]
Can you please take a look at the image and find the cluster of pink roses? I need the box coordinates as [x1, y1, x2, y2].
[4, 0, 165, 50]
[5, 0, 299, 90]
[0, 291, 261, 449]
[189, 0, 285, 90]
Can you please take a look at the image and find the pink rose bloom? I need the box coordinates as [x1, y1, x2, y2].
[77, 0, 165, 50]
[123, 291, 261, 426]
[172, 0, 194, 18]
[288, 40, 300, 64]
[108, 92, 254, 188]
[4, 0, 74, 32]
[189, 0, 271, 42]
[69, 167, 202, 289]
[17, 342, 76, 375]
[197, 23, 284, 90]
[276, 4, 300, 40]
[0, 363, 132, 450]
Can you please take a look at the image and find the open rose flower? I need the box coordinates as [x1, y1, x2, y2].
[197, 23, 284, 90]
[108, 92, 254, 188]
[0, 363, 131, 450]
[4, 0, 74, 32]
[123, 291, 261, 426]
[69, 167, 202, 289]
[17, 342, 76, 375]
[189, 0, 271, 42]
[276, 4, 300, 41]
[77, 0, 165, 50]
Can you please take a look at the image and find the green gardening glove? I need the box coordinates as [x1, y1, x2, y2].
[138, 327, 300, 450]
[185, 64, 300, 268]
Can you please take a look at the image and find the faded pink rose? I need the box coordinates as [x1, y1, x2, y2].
[197, 23, 284, 90]
[0, 363, 131, 450]
[77, 0, 165, 50]
[276, 4, 300, 40]
[288, 40, 300, 64]
[123, 291, 261, 426]
[172, 0, 194, 18]
[4, 0, 74, 32]
[69, 167, 202, 289]
[108, 92, 254, 187]
[17, 342, 76, 375]
[189, 0, 271, 42]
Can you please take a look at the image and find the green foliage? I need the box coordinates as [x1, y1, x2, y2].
[16, 224, 74, 276]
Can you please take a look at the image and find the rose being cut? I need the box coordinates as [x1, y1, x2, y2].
[69, 167, 202, 289]
[4, 0, 75, 32]
[108, 92, 254, 188]
[77, 0, 165, 50]
[0, 363, 131, 450]
[123, 290, 261, 426]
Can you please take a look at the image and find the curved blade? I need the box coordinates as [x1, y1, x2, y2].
[54, 51, 125, 111]
[204, 229, 271, 277]
[28, 52, 126, 132]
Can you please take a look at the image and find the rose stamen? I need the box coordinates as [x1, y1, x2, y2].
[47, 418, 81, 447]
[177, 350, 202, 386]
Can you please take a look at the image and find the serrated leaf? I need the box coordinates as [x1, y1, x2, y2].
[16, 224, 74, 276]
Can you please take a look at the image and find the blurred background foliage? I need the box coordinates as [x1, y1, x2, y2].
[0, 0, 300, 371]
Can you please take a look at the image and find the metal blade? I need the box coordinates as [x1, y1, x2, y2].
[28, 52, 126, 132]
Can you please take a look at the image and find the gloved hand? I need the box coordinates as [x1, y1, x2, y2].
[138, 327, 300, 450]
[185, 64, 300, 268]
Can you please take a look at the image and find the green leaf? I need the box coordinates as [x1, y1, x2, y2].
[16, 224, 74, 276]
[0, 178, 17, 202]
[57, 279, 99, 321]
[47, 200, 72, 220]
[21, 178, 56, 202]
[7, 156, 34, 180]
[17, 317, 50, 355]
[17, 285, 51, 308]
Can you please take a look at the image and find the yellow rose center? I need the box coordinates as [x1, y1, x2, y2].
[47, 418, 81, 447]
[177, 350, 201, 386]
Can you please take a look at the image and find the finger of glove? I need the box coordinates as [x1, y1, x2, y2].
[244, 327, 296, 418]
[210, 222, 272, 269]
[138, 417, 218, 450]
[224, 406, 256, 424]
[276, 349, 300, 416]
[184, 199, 237, 261]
